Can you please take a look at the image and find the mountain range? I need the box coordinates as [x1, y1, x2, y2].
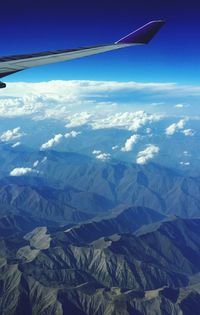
[1, 145, 200, 314]
[1, 216, 200, 314]
[1, 144, 200, 218]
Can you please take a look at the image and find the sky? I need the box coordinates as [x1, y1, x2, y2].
[1, 0, 200, 84]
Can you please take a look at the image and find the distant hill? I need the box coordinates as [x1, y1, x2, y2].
[0, 181, 116, 225]
[0, 145, 200, 219]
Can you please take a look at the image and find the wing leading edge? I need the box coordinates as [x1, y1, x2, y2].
[0, 20, 165, 88]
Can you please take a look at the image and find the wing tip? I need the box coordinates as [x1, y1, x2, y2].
[115, 20, 165, 45]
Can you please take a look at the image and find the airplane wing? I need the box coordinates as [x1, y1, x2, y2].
[0, 20, 165, 88]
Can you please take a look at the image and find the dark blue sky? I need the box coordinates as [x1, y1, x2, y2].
[1, 0, 200, 84]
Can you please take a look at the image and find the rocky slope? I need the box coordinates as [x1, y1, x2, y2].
[59, 205, 165, 245]
[1, 217, 200, 314]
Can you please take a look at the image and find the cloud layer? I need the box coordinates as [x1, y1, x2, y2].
[0, 80, 199, 122]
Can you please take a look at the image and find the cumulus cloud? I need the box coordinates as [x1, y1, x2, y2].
[91, 111, 161, 131]
[165, 119, 186, 136]
[95, 153, 111, 161]
[92, 150, 111, 161]
[64, 130, 81, 138]
[10, 167, 38, 176]
[136, 144, 160, 165]
[0, 127, 24, 142]
[182, 129, 194, 136]
[40, 134, 63, 150]
[65, 112, 92, 128]
[121, 134, 140, 152]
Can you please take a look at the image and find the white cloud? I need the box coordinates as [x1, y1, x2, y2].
[65, 112, 92, 128]
[175, 104, 184, 108]
[182, 129, 194, 136]
[33, 160, 39, 168]
[146, 128, 152, 134]
[112, 145, 119, 150]
[11, 141, 21, 148]
[183, 150, 191, 157]
[1, 80, 177, 100]
[121, 134, 140, 152]
[0, 80, 200, 122]
[0, 127, 24, 142]
[165, 119, 186, 136]
[40, 134, 63, 150]
[91, 111, 161, 131]
[95, 153, 111, 161]
[4, 80, 200, 101]
[0, 95, 50, 119]
[32, 158, 47, 168]
[180, 161, 190, 166]
[92, 150, 111, 161]
[0, 81, 164, 124]
[92, 150, 102, 155]
[64, 130, 81, 138]
[136, 144, 160, 165]
[10, 167, 38, 176]
[41, 156, 47, 163]
[177, 119, 186, 129]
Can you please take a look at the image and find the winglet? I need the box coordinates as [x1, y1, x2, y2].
[115, 20, 165, 45]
